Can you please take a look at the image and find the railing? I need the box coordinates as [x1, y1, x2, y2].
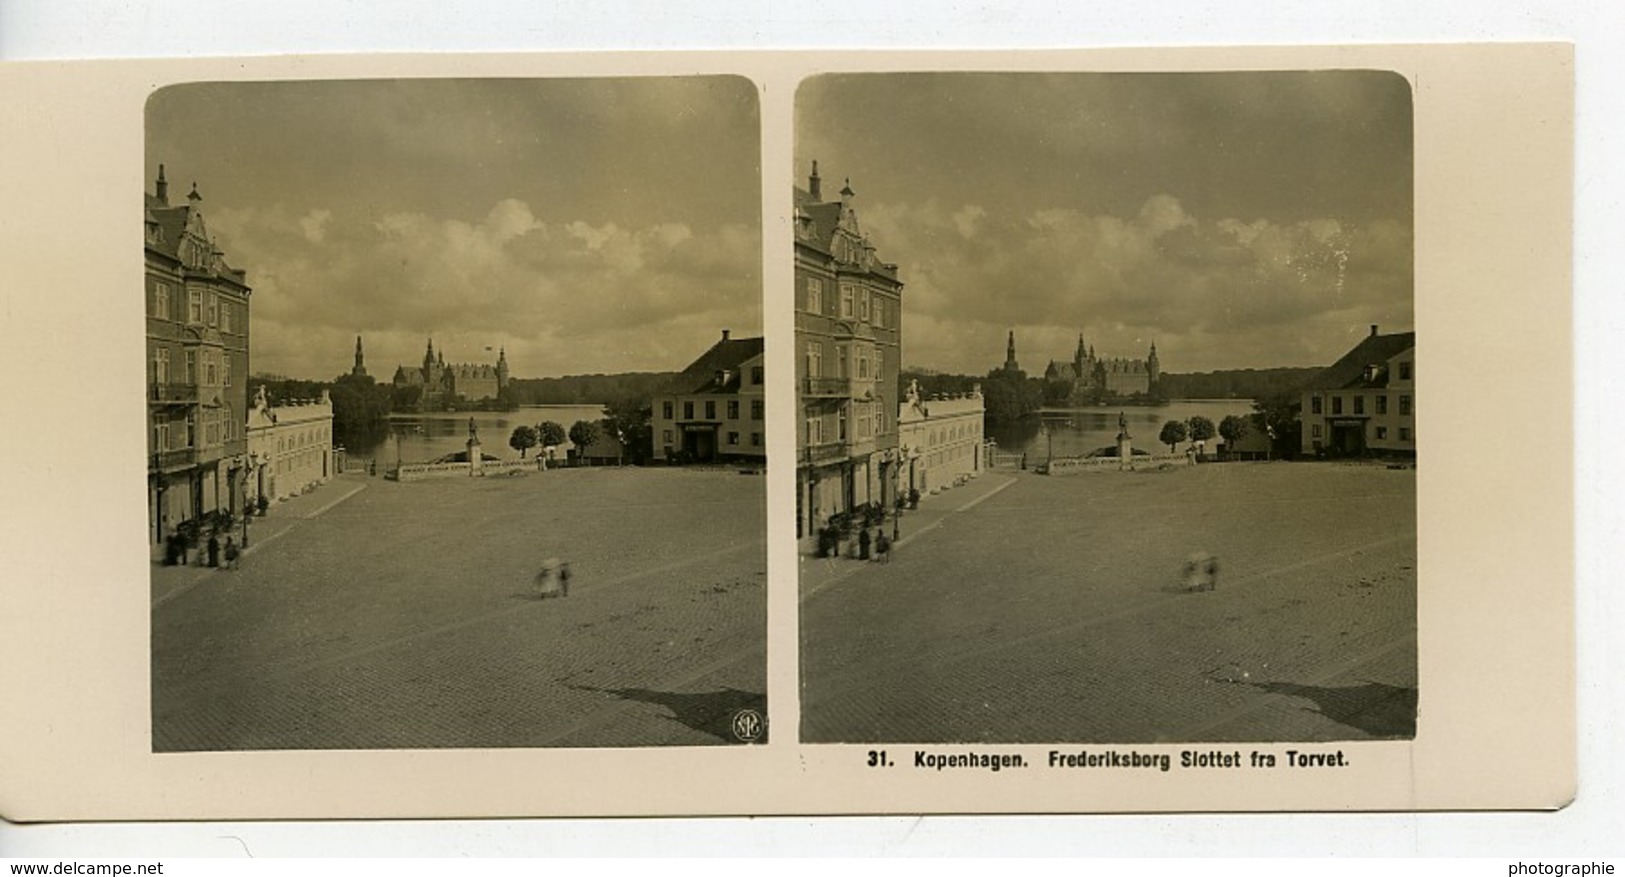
[152, 448, 196, 470]
[802, 442, 847, 466]
[802, 376, 852, 398]
[150, 382, 201, 404]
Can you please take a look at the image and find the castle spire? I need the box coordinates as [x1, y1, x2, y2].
[352, 335, 368, 377]
[809, 160, 822, 201]
[1004, 330, 1020, 373]
[155, 164, 169, 205]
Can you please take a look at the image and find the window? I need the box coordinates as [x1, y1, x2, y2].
[807, 417, 822, 445]
[840, 283, 855, 318]
[806, 343, 822, 379]
[876, 399, 885, 433]
[207, 294, 219, 327]
[154, 348, 170, 383]
[1311, 424, 1322, 438]
[1400, 395, 1412, 416]
[1376, 395, 1388, 415]
[858, 353, 870, 380]
[1311, 396, 1322, 415]
[185, 413, 197, 447]
[805, 277, 822, 313]
[1353, 396, 1364, 415]
[204, 351, 218, 386]
[662, 401, 673, 420]
[751, 432, 762, 447]
[751, 400, 764, 420]
[727, 400, 740, 420]
[184, 350, 197, 384]
[683, 401, 694, 419]
[873, 299, 884, 328]
[728, 432, 739, 446]
[1399, 362, 1412, 381]
[219, 301, 231, 333]
[153, 282, 170, 319]
[1376, 426, 1388, 440]
[1331, 396, 1343, 415]
[188, 289, 202, 323]
[155, 422, 170, 452]
[751, 366, 763, 385]
[223, 356, 231, 387]
[705, 401, 716, 420]
[835, 345, 848, 377]
[838, 406, 847, 440]
[663, 429, 673, 444]
[859, 290, 870, 321]
[1399, 427, 1412, 441]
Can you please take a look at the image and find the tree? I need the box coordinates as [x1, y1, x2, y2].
[1218, 415, 1250, 456]
[568, 420, 602, 461]
[537, 420, 567, 449]
[508, 424, 538, 458]
[1158, 419, 1189, 452]
[1252, 393, 1302, 459]
[601, 394, 654, 465]
[1187, 415, 1217, 449]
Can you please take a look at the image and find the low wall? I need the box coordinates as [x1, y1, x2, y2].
[391, 458, 546, 482]
[1043, 452, 1193, 475]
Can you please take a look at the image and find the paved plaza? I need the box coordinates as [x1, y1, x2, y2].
[801, 461, 1418, 744]
[152, 467, 766, 751]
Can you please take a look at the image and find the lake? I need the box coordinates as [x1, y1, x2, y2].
[987, 399, 1258, 460]
[343, 404, 609, 464]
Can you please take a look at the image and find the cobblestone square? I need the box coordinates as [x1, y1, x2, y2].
[152, 467, 766, 751]
[801, 462, 1417, 744]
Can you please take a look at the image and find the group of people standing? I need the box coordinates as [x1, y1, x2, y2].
[162, 529, 241, 571]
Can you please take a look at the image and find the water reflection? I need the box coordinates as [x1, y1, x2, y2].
[987, 400, 1256, 459]
[344, 405, 607, 464]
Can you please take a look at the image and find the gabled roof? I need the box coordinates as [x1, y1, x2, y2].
[667, 335, 765, 395]
[1305, 331, 1416, 391]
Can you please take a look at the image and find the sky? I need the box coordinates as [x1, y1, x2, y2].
[796, 71, 1414, 375]
[147, 77, 762, 380]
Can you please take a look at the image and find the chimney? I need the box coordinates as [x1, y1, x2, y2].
[155, 164, 169, 205]
[721, 329, 731, 341]
[1370, 324, 1379, 337]
[809, 160, 822, 201]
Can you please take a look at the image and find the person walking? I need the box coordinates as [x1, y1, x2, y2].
[207, 533, 221, 569]
[559, 561, 573, 597]
[535, 557, 563, 599]
[223, 536, 240, 571]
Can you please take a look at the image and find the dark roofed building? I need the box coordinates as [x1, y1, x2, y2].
[652, 329, 766, 464]
[1300, 325, 1416, 457]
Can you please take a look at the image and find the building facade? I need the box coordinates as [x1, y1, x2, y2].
[652, 330, 767, 464]
[145, 166, 253, 543]
[1300, 326, 1416, 457]
[897, 380, 984, 497]
[794, 163, 904, 537]
[246, 386, 336, 502]
[1041, 333, 1161, 400]
[391, 339, 509, 410]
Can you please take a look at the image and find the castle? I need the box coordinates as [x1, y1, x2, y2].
[1009, 331, 1161, 401]
[391, 339, 510, 410]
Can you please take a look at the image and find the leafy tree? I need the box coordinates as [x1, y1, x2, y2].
[601, 394, 654, 465]
[537, 420, 567, 449]
[1158, 419, 1189, 452]
[508, 424, 539, 458]
[1187, 415, 1217, 448]
[1218, 415, 1251, 455]
[568, 420, 602, 457]
[1252, 393, 1302, 459]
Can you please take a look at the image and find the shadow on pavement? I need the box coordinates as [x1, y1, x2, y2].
[569, 684, 766, 743]
[1250, 680, 1417, 738]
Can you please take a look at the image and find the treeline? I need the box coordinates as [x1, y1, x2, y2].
[507, 373, 675, 406]
[898, 368, 1044, 425]
[248, 372, 395, 452]
[1157, 367, 1322, 401]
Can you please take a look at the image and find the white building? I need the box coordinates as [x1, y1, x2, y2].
[897, 380, 984, 497]
[1300, 326, 1416, 457]
[246, 386, 336, 503]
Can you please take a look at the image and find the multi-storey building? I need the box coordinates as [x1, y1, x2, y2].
[1300, 325, 1416, 457]
[794, 162, 904, 537]
[145, 166, 252, 544]
[652, 329, 766, 464]
[897, 380, 984, 498]
[391, 339, 509, 410]
[245, 386, 335, 502]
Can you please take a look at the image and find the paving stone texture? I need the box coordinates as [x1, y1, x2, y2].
[152, 467, 766, 751]
[800, 462, 1418, 744]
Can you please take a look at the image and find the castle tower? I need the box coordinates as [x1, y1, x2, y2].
[1074, 333, 1088, 373]
[496, 346, 509, 389]
[155, 164, 169, 206]
[423, 338, 436, 374]
[1147, 341, 1161, 388]
[1004, 330, 1020, 373]
[809, 160, 822, 201]
[352, 336, 368, 378]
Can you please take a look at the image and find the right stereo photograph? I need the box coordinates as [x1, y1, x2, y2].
[793, 71, 1418, 745]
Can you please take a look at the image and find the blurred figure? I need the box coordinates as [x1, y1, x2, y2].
[1185, 552, 1218, 592]
[535, 557, 564, 599]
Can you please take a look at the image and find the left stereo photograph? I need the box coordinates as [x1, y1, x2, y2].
[143, 77, 768, 751]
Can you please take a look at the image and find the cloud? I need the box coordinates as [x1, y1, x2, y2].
[858, 194, 1411, 373]
[207, 197, 760, 378]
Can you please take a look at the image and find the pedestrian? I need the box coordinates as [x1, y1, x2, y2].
[873, 530, 891, 563]
[207, 533, 220, 568]
[559, 561, 573, 597]
[223, 536, 240, 571]
[858, 527, 871, 561]
[534, 557, 563, 599]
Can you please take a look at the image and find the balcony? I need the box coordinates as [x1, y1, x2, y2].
[802, 441, 848, 466]
[151, 448, 197, 472]
[150, 382, 201, 405]
[802, 376, 854, 398]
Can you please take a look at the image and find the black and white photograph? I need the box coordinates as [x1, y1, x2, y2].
[796, 71, 1419, 745]
[144, 77, 768, 750]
